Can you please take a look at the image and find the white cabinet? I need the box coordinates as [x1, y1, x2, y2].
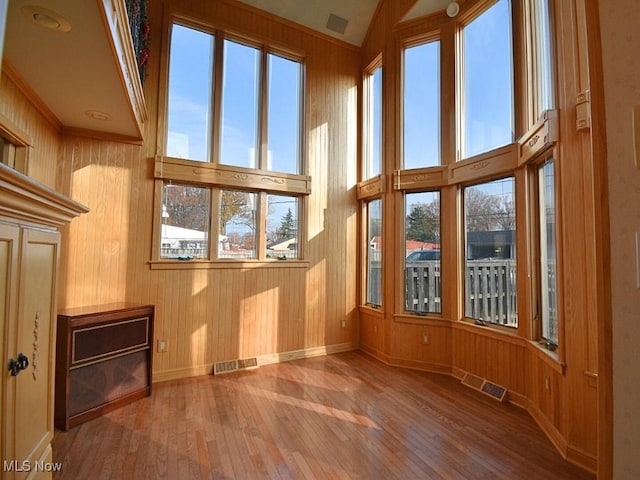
[0, 164, 87, 479]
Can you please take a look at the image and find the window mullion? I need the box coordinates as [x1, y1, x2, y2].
[212, 35, 224, 164]
[259, 48, 269, 170]
[257, 192, 268, 260]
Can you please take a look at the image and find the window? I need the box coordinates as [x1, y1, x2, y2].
[535, 0, 554, 114]
[166, 24, 214, 161]
[219, 190, 258, 259]
[161, 183, 211, 259]
[156, 20, 307, 264]
[364, 63, 382, 179]
[366, 199, 382, 306]
[461, 0, 514, 158]
[405, 191, 441, 313]
[266, 194, 299, 259]
[537, 159, 557, 346]
[464, 178, 517, 327]
[403, 40, 440, 169]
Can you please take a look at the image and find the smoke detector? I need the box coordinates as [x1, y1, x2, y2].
[446, 2, 460, 18]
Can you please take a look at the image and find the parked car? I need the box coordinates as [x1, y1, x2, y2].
[406, 249, 440, 261]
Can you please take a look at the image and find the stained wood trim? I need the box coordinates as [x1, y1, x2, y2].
[393, 166, 447, 190]
[152, 342, 356, 383]
[155, 156, 312, 194]
[149, 259, 310, 270]
[0, 163, 89, 226]
[357, 174, 385, 200]
[1, 61, 62, 132]
[518, 110, 558, 165]
[61, 126, 144, 146]
[98, 0, 148, 137]
[448, 143, 518, 185]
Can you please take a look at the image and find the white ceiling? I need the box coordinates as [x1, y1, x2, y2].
[4, 0, 140, 138]
[237, 0, 451, 46]
[2, 0, 451, 140]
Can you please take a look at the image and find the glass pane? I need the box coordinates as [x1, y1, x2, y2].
[365, 67, 382, 179]
[537, 0, 554, 113]
[166, 24, 214, 161]
[267, 54, 301, 174]
[366, 199, 382, 306]
[161, 184, 210, 259]
[266, 194, 299, 259]
[464, 178, 517, 327]
[462, 0, 514, 158]
[221, 40, 260, 169]
[405, 192, 441, 313]
[219, 190, 257, 259]
[404, 41, 440, 169]
[539, 160, 557, 344]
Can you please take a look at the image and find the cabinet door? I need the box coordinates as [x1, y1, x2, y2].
[0, 223, 20, 465]
[12, 228, 59, 479]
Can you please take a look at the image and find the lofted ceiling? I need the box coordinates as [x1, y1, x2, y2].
[2, 0, 451, 140]
[237, 0, 452, 46]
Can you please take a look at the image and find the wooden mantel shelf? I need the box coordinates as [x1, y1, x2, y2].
[0, 163, 89, 226]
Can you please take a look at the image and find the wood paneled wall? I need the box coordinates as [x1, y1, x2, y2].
[359, 0, 605, 475]
[53, 0, 361, 381]
[0, 69, 60, 188]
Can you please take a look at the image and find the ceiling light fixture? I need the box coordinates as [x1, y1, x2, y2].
[21, 6, 71, 32]
[84, 110, 112, 121]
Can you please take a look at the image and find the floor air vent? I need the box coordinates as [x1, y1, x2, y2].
[213, 357, 258, 375]
[461, 373, 507, 402]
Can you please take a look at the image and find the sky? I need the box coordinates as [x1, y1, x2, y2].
[164, 0, 535, 247]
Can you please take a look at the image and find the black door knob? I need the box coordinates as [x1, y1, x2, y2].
[7, 353, 29, 377]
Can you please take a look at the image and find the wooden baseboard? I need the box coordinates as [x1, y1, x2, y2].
[567, 444, 597, 475]
[528, 403, 569, 458]
[387, 356, 452, 375]
[152, 342, 358, 383]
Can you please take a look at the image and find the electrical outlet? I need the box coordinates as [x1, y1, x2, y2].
[422, 334, 429, 345]
[157, 340, 167, 353]
[341, 320, 347, 328]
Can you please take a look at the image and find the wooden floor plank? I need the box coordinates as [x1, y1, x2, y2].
[52, 351, 595, 479]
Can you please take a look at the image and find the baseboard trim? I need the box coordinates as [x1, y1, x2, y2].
[152, 342, 358, 383]
[566, 444, 597, 475]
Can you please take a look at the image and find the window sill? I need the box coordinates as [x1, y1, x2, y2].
[149, 259, 310, 270]
[393, 312, 450, 326]
[359, 304, 384, 317]
[527, 340, 566, 375]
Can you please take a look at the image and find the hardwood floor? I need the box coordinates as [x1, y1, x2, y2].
[52, 351, 594, 479]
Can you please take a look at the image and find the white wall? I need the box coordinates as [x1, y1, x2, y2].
[599, 2, 640, 479]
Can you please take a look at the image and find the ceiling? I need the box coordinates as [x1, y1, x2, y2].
[238, 0, 451, 46]
[2, 0, 451, 140]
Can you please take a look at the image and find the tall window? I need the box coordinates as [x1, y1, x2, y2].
[364, 64, 382, 179]
[538, 159, 557, 345]
[403, 40, 440, 169]
[157, 21, 307, 263]
[366, 199, 382, 306]
[461, 0, 514, 158]
[405, 192, 441, 313]
[166, 24, 214, 161]
[464, 178, 517, 327]
[534, 0, 554, 115]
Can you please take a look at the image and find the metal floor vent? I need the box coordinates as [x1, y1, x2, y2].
[461, 373, 507, 402]
[213, 357, 258, 375]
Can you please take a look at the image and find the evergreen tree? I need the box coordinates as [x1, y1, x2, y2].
[277, 208, 296, 239]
